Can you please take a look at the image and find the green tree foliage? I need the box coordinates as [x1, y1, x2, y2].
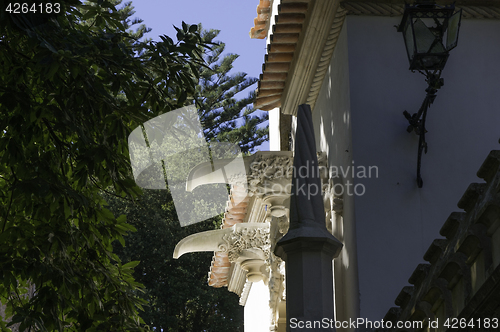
[196, 28, 268, 154]
[107, 189, 244, 332]
[106, 28, 268, 331]
[0, 0, 208, 330]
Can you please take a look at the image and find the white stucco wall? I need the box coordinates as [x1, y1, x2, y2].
[313, 13, 500, 324]
[344, 15, 500, 321]
[269, 107, 281, 151]
[312, 25, 360, 331]
[244, 281, 271, 332]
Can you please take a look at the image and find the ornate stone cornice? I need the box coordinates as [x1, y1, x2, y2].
[306, 7, 347, 110]
[280, 0, 343, 115]
[342, 1, 500, 19]
[342, 1, 403, 16]
[178, 149, 343, 324]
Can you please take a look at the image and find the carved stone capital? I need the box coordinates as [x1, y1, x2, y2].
[217, 224, 272, 284]
[247, 152, 294, 197]
[219, 224, 271, 263]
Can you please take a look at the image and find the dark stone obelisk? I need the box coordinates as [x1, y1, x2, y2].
[275, 104, 343, 331]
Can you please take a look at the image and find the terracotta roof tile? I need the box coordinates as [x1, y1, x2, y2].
[250, 0, 272, 39]
[251, 0, 313, 111]
[207, 185, 250, 288]
[256, 89, 283, 97]
[273, 24, 302, 34]
[266, 52, 294, 62]
[270, 33, 299, 44]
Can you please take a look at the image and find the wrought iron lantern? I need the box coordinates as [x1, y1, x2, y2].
[397, 0, 462, 188]
[398, 0, 462, 72]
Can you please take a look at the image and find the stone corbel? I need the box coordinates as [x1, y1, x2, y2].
[250, 151, 334, 236]
[220, 225, 271, 283]
[432, 278, 454, 319]
[174, 222, 271, 284]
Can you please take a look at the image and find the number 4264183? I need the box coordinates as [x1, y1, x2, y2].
[5, 3, 61, 14]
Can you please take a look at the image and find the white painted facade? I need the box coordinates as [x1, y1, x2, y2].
[308, 14, 500, 322]
[195, 6, 500, 332]
[311, 24, 359, 328]
[244, 281, 271, 332]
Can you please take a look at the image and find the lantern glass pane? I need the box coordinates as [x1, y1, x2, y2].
[403, 18, 415, 60]
[429, 41, 446, 54]
[447, 9, 462, 50]
[413, 18, 438, 54]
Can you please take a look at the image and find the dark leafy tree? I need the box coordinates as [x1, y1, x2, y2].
[107, 28, 268, 331]
[196, 28, 268, 154]
[0, 0, 208, 330]
[107, 189, 244, 332]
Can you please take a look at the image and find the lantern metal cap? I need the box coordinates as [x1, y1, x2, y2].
[397, 1, 456, 33]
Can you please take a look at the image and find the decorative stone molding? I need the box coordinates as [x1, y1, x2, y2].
[178, 148, 343, 325]
[249, 0, 272, 39]
[219, 226, 271, 263]
[317, 150, 329, 173]
[227, 264, 248, 297]
[240, 259, 269, 283]
[247, 151, 334, 235]
[239, 280, 252, 306]
[174, 222, 272, 285]
[269, 253, 286, 331]
[322, 177, 345, 234]
[254, 0, 500, 111]
[220, 223, 271, 284]
[280, 258, 286, 302]
[280, 0, 343, 116]
[247, 152, 294, 198]
[277, 215, 289, 235]
[342, 1, 403, 17]
[342, 1, 500, 20]
[306, 6, 347, 111]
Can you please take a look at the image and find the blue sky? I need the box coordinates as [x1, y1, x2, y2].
[130, 0, 270, 151]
